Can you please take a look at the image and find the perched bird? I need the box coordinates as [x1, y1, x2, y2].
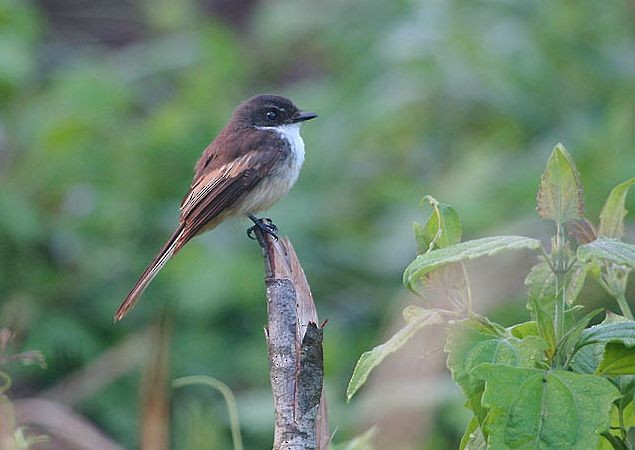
[114, 94, 317, 321]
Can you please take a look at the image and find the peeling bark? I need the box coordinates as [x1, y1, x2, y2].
[252, 227, 328, 450]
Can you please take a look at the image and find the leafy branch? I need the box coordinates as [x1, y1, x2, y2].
[347, 143, 635, 449]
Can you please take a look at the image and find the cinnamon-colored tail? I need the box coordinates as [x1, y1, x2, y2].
[114, 225, 186, 322]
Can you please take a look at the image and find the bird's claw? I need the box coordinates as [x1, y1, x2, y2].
[247, 217, 279, 241]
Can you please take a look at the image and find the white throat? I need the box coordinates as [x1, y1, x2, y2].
[235, 122, 305, 215]
[257, 123, 305, 166]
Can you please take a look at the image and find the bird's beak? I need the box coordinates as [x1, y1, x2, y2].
[294, 110, 318, 122]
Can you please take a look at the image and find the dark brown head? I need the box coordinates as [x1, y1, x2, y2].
[233, 94, 317, 128]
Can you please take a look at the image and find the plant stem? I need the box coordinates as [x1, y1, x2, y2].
[598, 269, 634, 321]
[618, 402, 626, 440]
[173, 376, 244, 450]
[615, 292, 634, 321]
[554, 224, 567, 353]
[601, 431, 629, 450]
[461, 262, 473, 315]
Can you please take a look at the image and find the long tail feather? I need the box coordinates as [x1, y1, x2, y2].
[114, 225, 186, 322]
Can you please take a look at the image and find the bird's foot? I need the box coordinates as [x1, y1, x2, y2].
[247, 215, 279, 241]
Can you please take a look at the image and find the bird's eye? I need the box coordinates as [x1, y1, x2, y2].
[266, 110, 278, 121]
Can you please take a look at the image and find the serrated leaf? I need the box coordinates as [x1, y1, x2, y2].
[346, 309, 445, 401]
[445, 319, 546, 426]
[414, 195, 462, 254]
[566, 217, 597, 245]
[473, 364, 620, 450]
[578, 237, 635, 269]
[599, 178, 635, 239]
[537, 143, 585, 224]
[446, 319, 546, 379]
[404, 236, 542, 291]
[597, 342, 635, 375]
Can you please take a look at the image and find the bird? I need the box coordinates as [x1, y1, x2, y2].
[114, 94, 317, 321]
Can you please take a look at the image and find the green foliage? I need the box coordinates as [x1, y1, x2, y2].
[2, 0, 635, 447]
[346, 306, 445, 401]
[599, 179, 635, 239]
[578, 239, 635, 270]
[349, 145, 635, 448]
[403, 236, 542, 292]
[537, 143, 585, 225]
[474, 364, 619, 449]
[597, 343, 635, 376]
[445, 318, 546, 427]
[414, 195, 463, 254]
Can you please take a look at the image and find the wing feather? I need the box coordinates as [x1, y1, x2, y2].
[175, 142, 283, 249]
[115, 128, 286, 320]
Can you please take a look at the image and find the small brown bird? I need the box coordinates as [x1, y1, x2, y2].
[114, 94, 317, 321]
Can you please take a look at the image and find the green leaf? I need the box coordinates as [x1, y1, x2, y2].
[473, 364, 620, 449]
[597, 342, 635, 375]
[560, 308, 603, 369]
[460, 417, 486, 450]
[445, 318, 546, 426]
[531, 297, 557, 354]
[620, 399, 635, 429]
[570, 343, 604, 375]
[410, 198, 468, 309]
[578, 320, 635, 349]
[599, 431, 629, 450]
[446, 319, 546, 379]
[413, 222, 428, 255]
[570, 313, 633, 375]
[414, 195, 462, 254]
[404, 236, 542, 291]
[536, 143, 585, 224]
[509, 321, 540, 339]
[598, 399, 635, 449]
[578, 237, 635, 269]
[346, 309, 445, 401]
[604, 311, 632, 325]
[599, 178, 635, 239]
[525, 260, 590, 319]
[525, 257, 590, 360]
[524, 261, 573, 352]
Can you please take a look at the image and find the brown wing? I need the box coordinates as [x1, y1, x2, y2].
[175, 131, 286, 250]
[114, 129, 285, 321]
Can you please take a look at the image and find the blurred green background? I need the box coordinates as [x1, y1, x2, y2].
[1, 0, 634, 448]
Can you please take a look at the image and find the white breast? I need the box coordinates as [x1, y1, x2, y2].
[235, 123, 305, 215]
[270, 123, 305, 181]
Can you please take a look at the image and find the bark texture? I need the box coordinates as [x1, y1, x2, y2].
[253, 227, 328, 450]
